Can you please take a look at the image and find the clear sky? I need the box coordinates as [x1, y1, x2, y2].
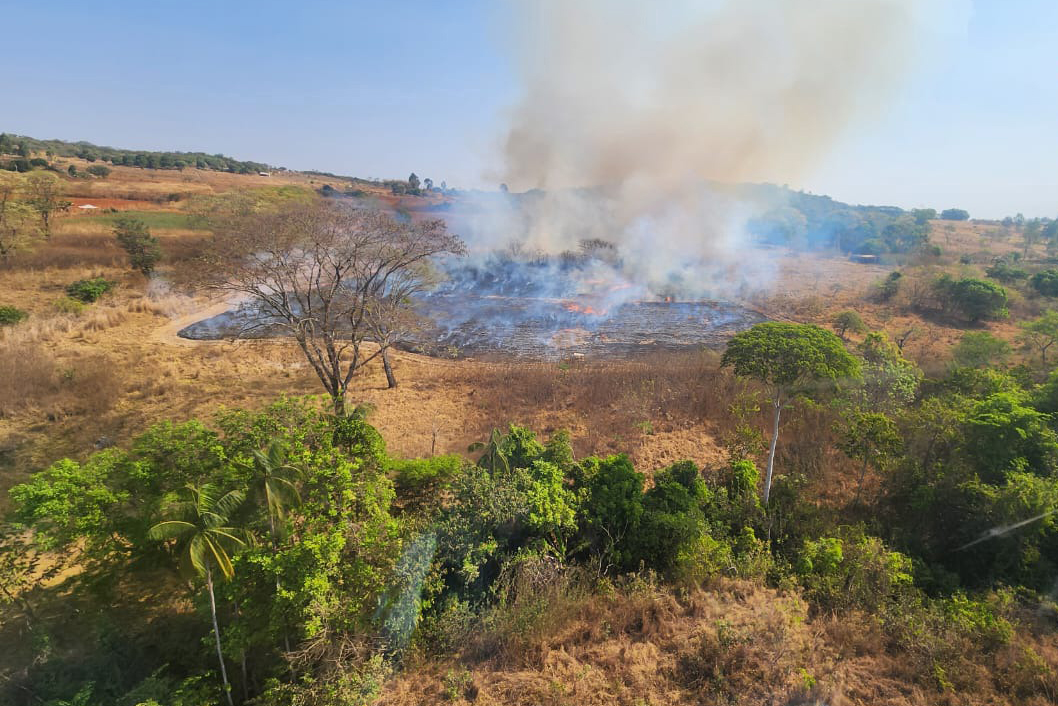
[4, 1, 1055, 219]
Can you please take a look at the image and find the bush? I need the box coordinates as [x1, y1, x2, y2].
[65, 277, 115, 303]
[796, 529, 914, 613]
[0, 305, 27, 325]
[52, 296, 86, 315]
[113, 217, 162, 275]
[833, 310, 867, 339]
[876, 271, 902, 302]
[1030, 269, 1058, 297]
[389, 454, 462, 513]
[934, 275, 1008, 322]
[86, 165, 110, 178]
[952, 331, 1011, 368]
[985, 258, 1028, 283]
[940, 208, 970, 221]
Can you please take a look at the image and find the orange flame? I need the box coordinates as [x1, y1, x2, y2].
[565, 302, 606, 316]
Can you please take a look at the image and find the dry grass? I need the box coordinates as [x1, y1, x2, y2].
[383, 578, 1058, 706]
[0, 340, 118, 420]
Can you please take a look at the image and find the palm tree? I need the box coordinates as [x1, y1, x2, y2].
[242, 443, 302, 653]
[149, 484, 251, 706]
[243, 443, 302, 543]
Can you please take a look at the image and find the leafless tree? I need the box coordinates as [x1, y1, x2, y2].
[197, 200, 464, 414]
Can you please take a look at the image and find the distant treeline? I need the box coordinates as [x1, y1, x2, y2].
[0, 133, 272, 174]
[744, 184, 938, 256]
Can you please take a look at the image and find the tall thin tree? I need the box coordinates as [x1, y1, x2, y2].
[149, 484, 251, 706]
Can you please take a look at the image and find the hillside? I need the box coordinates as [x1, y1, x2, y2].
[3, 152, 1058, 706]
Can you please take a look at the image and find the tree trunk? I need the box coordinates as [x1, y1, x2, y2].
[233, 598, 248, 703]
[332, 393, 346, 417]
[854, 457, 869, 505]
[207, 568, 235, 706]
[269, 516, 292, 654]
[382, 348, 397, 389]
[763, 393, 782, 505]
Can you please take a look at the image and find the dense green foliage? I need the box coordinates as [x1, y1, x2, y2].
[0, 132, 272, 174]
[1030, 269, 1058, 297]
[833, 310, 867, 339]
[721, 323, 860, 393]
[113, 217, 162, 275]
[985, 256, 1029, 283]
[65, 277, 115, 303]
[941, 208, 971, 221]
[10, 277, 1058, 706]
[744, 185, 932, 254]
[0, 304, 27, 325]
[933, 275, 1009, 322]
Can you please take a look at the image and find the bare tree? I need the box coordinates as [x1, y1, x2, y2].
[198, 200, 464, 414]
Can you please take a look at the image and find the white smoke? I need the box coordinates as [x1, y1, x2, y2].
[461, 0, 968, 300]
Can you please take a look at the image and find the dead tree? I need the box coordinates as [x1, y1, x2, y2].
[197, 200, 464, 414]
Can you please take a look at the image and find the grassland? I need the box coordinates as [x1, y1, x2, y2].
[3, 160, 1058, 706]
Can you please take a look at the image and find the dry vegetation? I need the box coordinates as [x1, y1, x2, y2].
[382, 576, 1058, 706]
[4, 164, 1058, 705]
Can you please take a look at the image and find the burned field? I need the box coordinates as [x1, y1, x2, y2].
[179, 294, 766, 359]
[179, 253, 768, 359]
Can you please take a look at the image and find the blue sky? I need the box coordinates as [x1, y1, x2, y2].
[4, 1, 1055, 218]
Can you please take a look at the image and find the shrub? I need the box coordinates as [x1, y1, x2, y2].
[389, 454, 462, 513]
[86, 165, 111, 178]
[876, 271, 902, 302]
[0, 305, 27, 325]
[985, 258, 1028, 283]
[1030, 269, 1058, 297]
[65, 277, 115, 303]
[934, 275, 1008, 322]
[833, 310, 867, 340]
[113, 217, 162, 275]
[940, 208, 970, 221]
[52, 296, 86, 315]
[796, 529, 913, 613]
[952, 331, 1011, 368]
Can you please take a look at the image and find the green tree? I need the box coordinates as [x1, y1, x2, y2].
[940, 208, 970, 221]
[113, 216, 162, 275]
[1020, 310, 1058, 366]
[24, 171, 71, 239]
[934, 275, 1009, 322]
[1023, 220, 1043, 258]
[0, 172, 36, 258]
[963, 392, 1058, 483]
[149, 484, 251, 706]
[833, 310, 867, 340]
[722, 323, 861, 504]
[911, 208, 937, 225]
[1030, 269, 1058, 297]
[855, 332, 921, 410]
[837, 411, 901, 503]
[952, 331, 1011, 369]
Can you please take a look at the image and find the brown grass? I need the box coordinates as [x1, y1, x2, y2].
[383, 578, 1058, 706]
[0, 340, 118, 420]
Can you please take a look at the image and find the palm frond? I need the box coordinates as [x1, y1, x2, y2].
[148, 520, 196, 541]
[212, 489, 246, 520]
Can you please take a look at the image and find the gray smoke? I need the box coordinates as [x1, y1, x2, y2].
[466, 0, 962, 300]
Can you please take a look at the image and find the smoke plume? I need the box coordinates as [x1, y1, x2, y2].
[466, 0, 958, 299]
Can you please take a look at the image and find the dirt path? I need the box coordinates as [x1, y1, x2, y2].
[151, 297, 233, 347]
